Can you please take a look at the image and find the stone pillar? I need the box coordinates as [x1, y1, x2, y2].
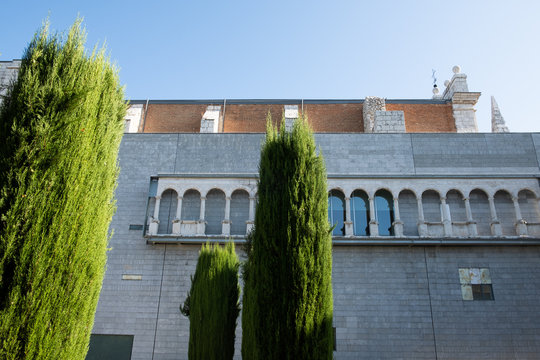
[284, 105, 298, 132]
[344, 197, 353, 237]
[441, 196, 452, 237]
[392, 197, 404, 237]
[368, 197, 379, 236]
[172, 196, 183, 235]
[222, 196, 231, 236]
[148, 196, 161, 235]
[512, 196, 528, 236]
[200, 106, 221, 133]
[246, 196, 256, 233]
[197, 196, 206, 235]
[442, 66, 481, 133]
[417, 197, 428, 237]
[363, 96, 386, 133]
[441, 197, 453, 237]
[488, 196, 502, 236]
[463, 197, 478, 237]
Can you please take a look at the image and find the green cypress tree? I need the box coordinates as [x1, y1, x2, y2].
[181, 242, 240, 360]
[242, 114, 334, 359]
[0, 20, 125, 359]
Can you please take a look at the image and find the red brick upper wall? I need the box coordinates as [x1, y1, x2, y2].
[143, 104, 207, 133]
[386, 103, 455, 132]
[303, 103, 364, 132]
[223, 104, 283, 132]
[140, 101, 456, 133]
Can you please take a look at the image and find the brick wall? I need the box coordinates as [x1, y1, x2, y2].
[386, 103, 455, 132]
[140, 101, 455, 134]
[223, 104, 284, 132]
[143, 104, 208, 133]
[303, 103, 364, 132]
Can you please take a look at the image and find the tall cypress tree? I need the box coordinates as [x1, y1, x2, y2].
[0, 20, 125, 359]
[181, 242, 240, 360]
[242, 115, 334, 359]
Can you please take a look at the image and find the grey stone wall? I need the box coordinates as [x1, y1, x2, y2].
[373, 110, 406, 133]
[0, 60, 20, 105]
[91, 132, 540, 359]
[125, 132, 540, 177]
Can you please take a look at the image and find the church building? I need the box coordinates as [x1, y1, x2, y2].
[3, 60, 540, 359]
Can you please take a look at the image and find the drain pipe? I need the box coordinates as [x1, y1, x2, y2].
[221, 99, 227, 132]
[142, 98, 149, 132]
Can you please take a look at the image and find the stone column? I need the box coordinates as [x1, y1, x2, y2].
[463, 197, 478, 237]
[440, 197, 452, 237]
[246, 196, 256, 233]
[417, 197, 428, 237]
[344, 197, 353, 237]
[222, 196, 231, 236]
[172, 196, 183, 235]
[512, 196, 528, 236]
[197, 196, 206, 235]
[392, 197, 404, 237]
[488, 196, 502, 236]
[368, 197, 379, 236]
[148, 196, 161, 235]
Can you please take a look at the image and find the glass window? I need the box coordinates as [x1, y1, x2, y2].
[351, 190, 370, 236]
[375, 190, 394, 236]
[328, 190, 346, 236]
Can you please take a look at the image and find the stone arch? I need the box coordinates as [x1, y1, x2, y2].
[422, 190, 441, 222]
[351, 189, 370, 236]
[158, 189, 178, 234]
[205, 188, 226, 235]
[469, 189, 491, 236]
[230, 189, 250, 235]
[518, 189, 540, 224]
[204, 187, 227, 198]
[159, 187, 178, 198]
[375, 189, 394, 236]
[399, 189, 419, 236]
[494, 190, 515, 236]
[181, 189, 201, 221]
[328, 189, 346, 236]
[447, 189, 466, 222]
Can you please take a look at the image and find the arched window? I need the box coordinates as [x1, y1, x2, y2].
[375, 189, 394, 236]
[158, 189, 178, 234]
[447, 190, 466, 222]
[494, 190, 515, 235]
[422, 190, 441, 222]
[205, 189, 226, 235]
[469, 189, 491, 236]
[181, 189, 201, 221]
[518, 190, 540, 223]
[230, 189, 249, 235]
[351, 190, 369, 236]
[398, 190, 418, 236]
[328, 190, 346, 236]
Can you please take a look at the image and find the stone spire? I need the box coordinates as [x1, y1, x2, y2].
[491, 96, 509, 133]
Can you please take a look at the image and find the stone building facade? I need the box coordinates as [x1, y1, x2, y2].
[87, 67, 540, 360]
[2, 61, 540, 359]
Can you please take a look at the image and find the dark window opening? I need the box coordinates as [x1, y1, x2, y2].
[472, 284, 494, 300]
[328, 190, 346, 236]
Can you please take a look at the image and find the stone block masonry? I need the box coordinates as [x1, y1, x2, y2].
[373, 110, 405, 133]
[90, 133, 540, 359]
[362, 96, 386, 133]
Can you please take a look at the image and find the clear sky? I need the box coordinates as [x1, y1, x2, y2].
[1, 0, 539, 132]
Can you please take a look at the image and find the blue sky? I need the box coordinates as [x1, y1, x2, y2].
[1, 0, 539, 132]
